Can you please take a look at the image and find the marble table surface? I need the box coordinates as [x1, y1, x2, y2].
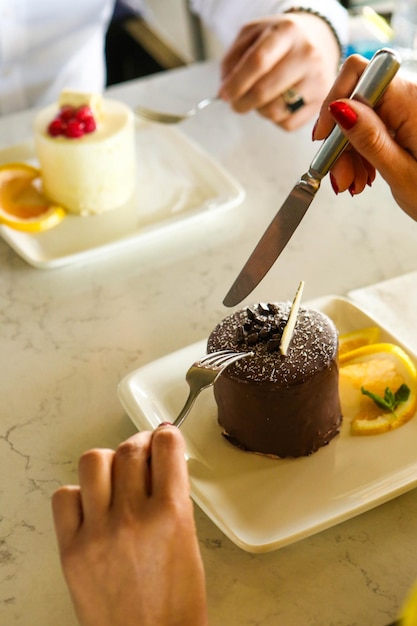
[2, 60, 417, 626]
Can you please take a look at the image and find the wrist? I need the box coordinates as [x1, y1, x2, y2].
[284, 6, 344, 62]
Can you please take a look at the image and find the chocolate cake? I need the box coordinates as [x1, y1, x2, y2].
[207, 302, 342, 458]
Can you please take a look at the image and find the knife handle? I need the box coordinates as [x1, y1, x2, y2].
[309, 48, 401, 179]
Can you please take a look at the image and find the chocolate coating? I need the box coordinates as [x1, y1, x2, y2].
[207, 302, 342, 458]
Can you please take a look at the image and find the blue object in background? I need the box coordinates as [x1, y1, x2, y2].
[346, 7, 393, 60]
[344, 42, 384, 59]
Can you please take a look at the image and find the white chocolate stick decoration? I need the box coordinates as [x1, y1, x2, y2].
[280, 280, 305, 356]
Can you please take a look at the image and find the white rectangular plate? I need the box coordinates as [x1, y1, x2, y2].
[0, 123, 244, 268]
[118, 296, 417, 553]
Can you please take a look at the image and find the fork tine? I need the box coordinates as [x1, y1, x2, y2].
[215, 351, 253, 370]
[198, 349, 241, 367]
[199, 350, 253, 369]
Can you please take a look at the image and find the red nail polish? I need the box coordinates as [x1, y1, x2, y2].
[329, 101, 358, 130]
[349, 182, 356, 197]
[311, 118, 318, 141]
[158, 421, 173, 428]
[330, 173, 339, 195]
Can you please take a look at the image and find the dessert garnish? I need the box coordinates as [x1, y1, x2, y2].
[233, 281, 305, 356]
[48, 105, 96, 138]
[339, 342, 417, 435]
[338, 326, 380, 357]
[280, 280, 304, 355]
[235, 303, 287, 352]
[361, 383, 410, 413]
[0, 163, 66, 232]
[47, 90, 102, 139]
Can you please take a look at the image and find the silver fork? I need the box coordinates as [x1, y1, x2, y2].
[171, 349, 253, 428]
[135, 96, 218, 124]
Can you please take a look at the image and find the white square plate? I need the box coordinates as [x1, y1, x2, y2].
[118, 296, 417, 553]
[0, 123, 244, 268]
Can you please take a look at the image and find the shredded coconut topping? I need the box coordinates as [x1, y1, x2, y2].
[207, 302, 338, 385]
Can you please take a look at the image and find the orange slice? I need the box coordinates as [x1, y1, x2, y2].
[339, 343, 417, 435]
[0, 162, 66, 232]
[338, 326, 380, 358]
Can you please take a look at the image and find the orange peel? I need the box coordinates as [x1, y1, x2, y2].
[0, 162, 65, 232]
[338, 326, 380, 358]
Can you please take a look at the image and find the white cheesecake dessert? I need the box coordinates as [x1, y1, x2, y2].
[33, 90, 136, 216]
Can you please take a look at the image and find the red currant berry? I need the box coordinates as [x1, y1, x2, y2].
[75, 105, 93, 121]
[65, 119, 84, 138]
[48, 118, 64, 136]
[83, 117, 96, 133]
[60, 105, 75, 122]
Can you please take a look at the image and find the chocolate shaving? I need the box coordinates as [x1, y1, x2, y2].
[236, 302, 286, 352]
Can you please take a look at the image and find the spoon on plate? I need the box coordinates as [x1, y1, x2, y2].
[135, 96, 218, 124]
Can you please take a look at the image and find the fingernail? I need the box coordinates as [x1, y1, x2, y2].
[311, 118, 318, 141]
[349, 182, 356, 197]
[358, 156, 375, 187]
[329, 101, 358, 130]
[158, 421, 173, 428]
[330, 173, 339, 195]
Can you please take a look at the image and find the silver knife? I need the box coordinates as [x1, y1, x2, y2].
[223, 48, 401, 308]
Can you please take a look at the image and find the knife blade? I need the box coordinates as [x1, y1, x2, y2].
[223, 48, 401, 308]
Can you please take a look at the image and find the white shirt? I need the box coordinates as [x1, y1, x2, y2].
[189, 0, 348, 49]
[0, 0, 115, 114]
[0, 0, 347, 115]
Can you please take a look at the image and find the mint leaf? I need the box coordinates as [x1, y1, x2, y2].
[361, 387, 392, 410]
[361, 384, 411, 414]
[384, 387, 396, 407]
[394, 383, 410, 404]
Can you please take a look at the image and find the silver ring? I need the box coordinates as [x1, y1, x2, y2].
[283, 88, 305, 113]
